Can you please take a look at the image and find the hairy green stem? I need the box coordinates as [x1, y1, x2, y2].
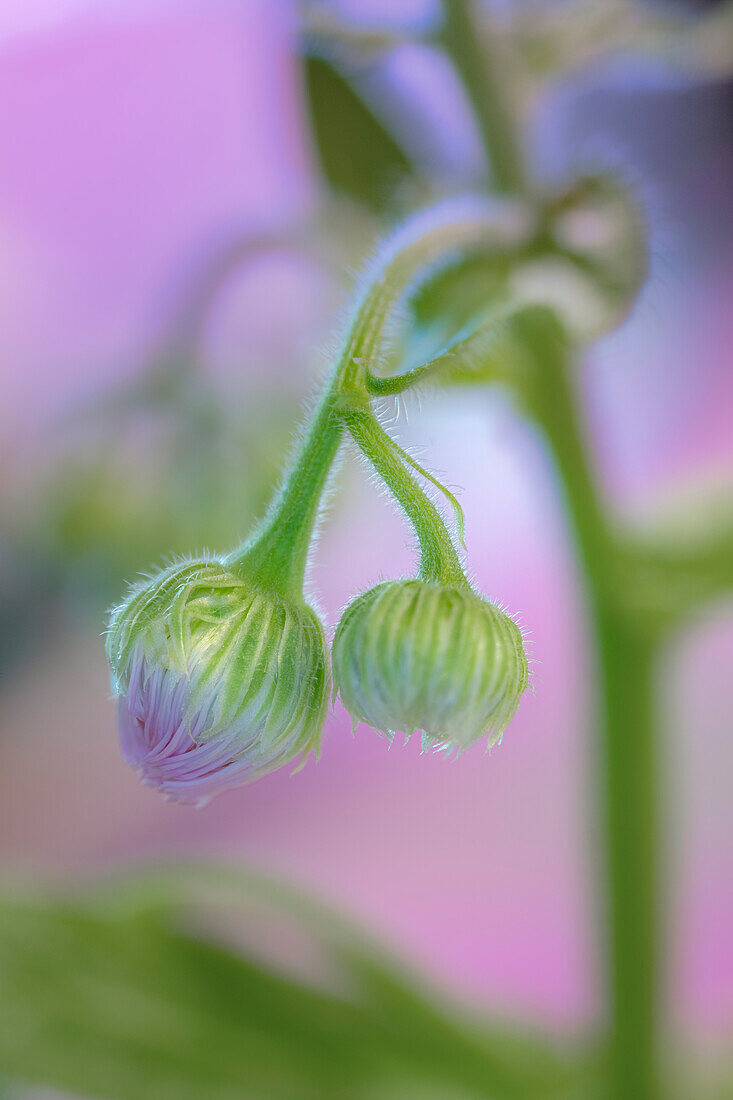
[226, 394, 344, 595]
[519, 309, 659, 1100]
[438, 0, 524, 193]
[339, 404, 467, 587]
[227, 203, 531, 594]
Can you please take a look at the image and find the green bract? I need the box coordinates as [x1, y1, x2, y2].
[332, 579, 528, 752]
[106, 558, 328, 805]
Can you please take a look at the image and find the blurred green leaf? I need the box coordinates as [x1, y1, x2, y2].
[616, 487, 733, 635]
[0, 899, 360, 1100]
[304, 54, 413, 211]
[0, 390, 294, 672]
[413, 248, 516, 330]
[0, 867, 583, 1100]
[392, 252, 512, 386]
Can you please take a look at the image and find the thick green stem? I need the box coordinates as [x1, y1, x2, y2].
[439, 0, 524, 193]
[519, 309, 659, 1100]
[595, 607, 658, 1100]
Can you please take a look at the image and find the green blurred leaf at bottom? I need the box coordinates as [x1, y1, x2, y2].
[0, 870, 582, 1100]
[0, 899, 373, 1100]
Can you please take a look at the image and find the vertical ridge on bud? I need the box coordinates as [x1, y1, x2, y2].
[332, 579, 528, 753]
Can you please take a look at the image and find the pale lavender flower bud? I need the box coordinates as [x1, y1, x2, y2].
[106, 558, 328, 806]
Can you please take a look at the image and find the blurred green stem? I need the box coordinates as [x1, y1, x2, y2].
[439, 0, 524, 193]
[437, 5, 660, 1086]
[595, 609, 658, 1100]
[520, 309, 659, 1100]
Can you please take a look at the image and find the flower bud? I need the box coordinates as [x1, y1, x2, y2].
[106, 558, 328, 806]
[332, 579, 528, 752]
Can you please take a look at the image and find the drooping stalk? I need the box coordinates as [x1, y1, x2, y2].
[226, 201, 531, 595]
[226, 392, 344, 596]
[339, 404, 468, 588]
[519, 309, 659, 1100]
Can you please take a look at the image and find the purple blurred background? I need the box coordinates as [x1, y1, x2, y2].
[0, 0, 730, 1064]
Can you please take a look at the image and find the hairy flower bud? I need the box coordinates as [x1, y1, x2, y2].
[332, 580, 528, 752]
[106, 558, 328, 806]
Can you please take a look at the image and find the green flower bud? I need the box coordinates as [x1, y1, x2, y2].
[332, 579, 528, 752]
[106, 557, 328, 806]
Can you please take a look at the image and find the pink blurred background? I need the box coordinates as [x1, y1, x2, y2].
[0, 0, 730, 1064]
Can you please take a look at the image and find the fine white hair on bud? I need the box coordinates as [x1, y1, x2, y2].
[332, 579, 528, 753]
[106, 558, 328, 807]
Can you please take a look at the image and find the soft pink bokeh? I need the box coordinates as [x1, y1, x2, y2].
[0, 0, 730, 1049]
[0, 0, 314, 444]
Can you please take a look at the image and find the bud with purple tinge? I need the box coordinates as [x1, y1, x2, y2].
[106, 558, 328, 807]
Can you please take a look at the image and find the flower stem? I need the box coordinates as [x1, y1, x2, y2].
[339, 403, 467, 588]
[227, 201, 531, 594]
[518, 308, 659, 1100]
[226, 392, 344, 595]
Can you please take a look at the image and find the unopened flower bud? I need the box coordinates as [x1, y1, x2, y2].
[106, 558, 328, 806]
[332, 579, 528, 752]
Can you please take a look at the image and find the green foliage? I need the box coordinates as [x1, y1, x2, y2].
[0, 390, 292, 684]
[0, 869, 580, 1100]
[617, 491, 733, 636]
[304, 54, 413, 211]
